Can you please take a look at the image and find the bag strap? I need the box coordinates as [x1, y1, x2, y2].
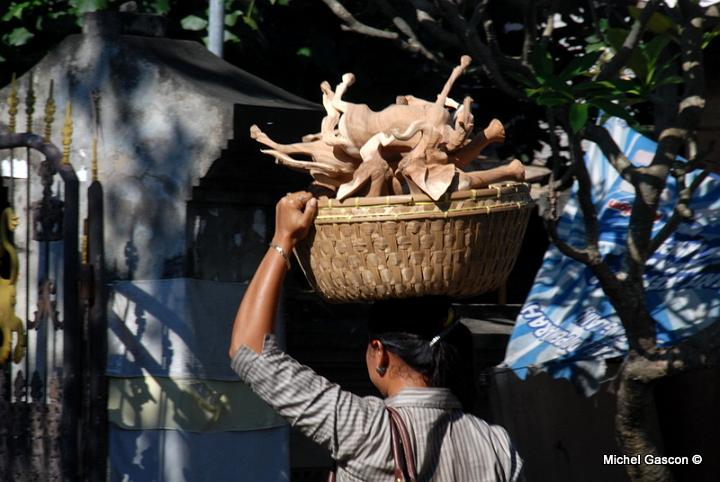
[387, 406, 417, 482]
[326, 406, 418, 482]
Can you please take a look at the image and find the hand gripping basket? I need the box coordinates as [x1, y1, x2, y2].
[294, 182, 533, 302]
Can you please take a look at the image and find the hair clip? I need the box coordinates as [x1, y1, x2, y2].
[429, 310, 458, 347]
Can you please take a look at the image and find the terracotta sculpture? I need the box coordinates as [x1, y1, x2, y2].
[251, 56, 525, 201]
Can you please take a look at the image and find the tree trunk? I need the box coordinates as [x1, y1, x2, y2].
[616, 353, 673, 482]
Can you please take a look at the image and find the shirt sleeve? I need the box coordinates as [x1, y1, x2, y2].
[231, 334, 387, 461]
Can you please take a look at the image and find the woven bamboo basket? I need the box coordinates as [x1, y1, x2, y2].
[294, 182, 533, 303]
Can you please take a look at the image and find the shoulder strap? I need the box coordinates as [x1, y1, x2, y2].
[387, 406, 417, 482]
[326, 407, 418, 482]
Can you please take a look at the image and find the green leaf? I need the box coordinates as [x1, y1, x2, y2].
[225, 11, 242, 27]
[605, 28, 629, 52]
[242, 15, 258, 30]
[535, 92, 571, 107]
[530, 44, 553, 76]
[655, 75, 683, 87]
[3, 3, 26, 21]
[702, 25, 720, 49]
[224, 30, 240, 43]
[598, 18, 609, 33]
[628, 6, 675, 35]
[151, 0, 171, 14]
[506, 70, 537, 88]
[569, 103, 589, 133]
[4, 27, 34, 46]
[643, 35, 671, 63]
[74, 0, 109, 13]
[542, 75, 573, 98]
[296, 47, 312, 57]
[558, 51, 602, 81]
[606, 28, 647, 80]
[585, 42, 605, 53]
[573, 80, 616, 92]
[642, 35, 670, 68]
[181, 15, 208, 31]
[608, 78, 641, 95]
[593, 100, 637, 127]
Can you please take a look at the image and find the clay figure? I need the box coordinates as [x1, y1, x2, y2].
[250, 56, 525, 201]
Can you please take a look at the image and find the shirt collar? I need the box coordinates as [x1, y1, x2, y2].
[384, 387, 462, 409]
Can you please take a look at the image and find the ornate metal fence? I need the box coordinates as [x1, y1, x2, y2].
[0, 75, 108, 482]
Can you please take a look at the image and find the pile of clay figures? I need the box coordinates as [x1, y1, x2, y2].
[251, 56, 525, 202]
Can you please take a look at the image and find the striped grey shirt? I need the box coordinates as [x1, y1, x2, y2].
[232, 335, 523, 482]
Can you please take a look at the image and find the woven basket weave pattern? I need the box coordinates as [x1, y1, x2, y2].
[296, 184, 533, 302]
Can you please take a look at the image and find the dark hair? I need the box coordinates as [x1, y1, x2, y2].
[367, 297, 475, 410]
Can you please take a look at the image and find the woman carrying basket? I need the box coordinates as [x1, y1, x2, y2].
[229, 191, 524, 482]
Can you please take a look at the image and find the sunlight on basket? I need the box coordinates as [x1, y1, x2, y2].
[294, 182, 534, 302]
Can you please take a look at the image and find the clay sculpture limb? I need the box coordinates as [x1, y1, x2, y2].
[403, 163, 457, 200]
[336, 131, 400, 200]
[330, 56, 471, 153]
[250, 125, 358, 191]
[396, 94, 461, 110]
[449, 118, 506, 169]
[455, 159, 526, 190]
[445, 96, 474, 152]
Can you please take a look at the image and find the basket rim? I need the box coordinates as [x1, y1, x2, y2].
[318, 182, 530, 209]
[313, 182, 533, 224]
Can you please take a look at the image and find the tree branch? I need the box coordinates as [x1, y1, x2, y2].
[372, 0, 440, 62]
[410, 1, 462, 49]
[320, 0, 399, 39]
[623, 320, 720, 384]
[540, 1, 558, 44]
[649, 168, 710, 253]
[543, 218, 593, 264]
[567, 121, 602, 255]
[597, 0, 663, 81]
[479, 3, 535, 78]
[522, 1, 538, 66]
[435, 0, 526, 98]
[626, 0, 706, 277]
[584, 124, 637, 184]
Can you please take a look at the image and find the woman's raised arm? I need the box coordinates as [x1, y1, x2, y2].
[229, 191, 317, 356]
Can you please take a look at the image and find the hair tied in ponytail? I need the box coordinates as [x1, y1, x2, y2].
[429, 308, 457, 347]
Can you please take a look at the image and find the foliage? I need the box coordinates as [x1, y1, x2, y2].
[319, 1, 718, 481]
[0, 0, 172, 84]
[0, 0, 296, 85]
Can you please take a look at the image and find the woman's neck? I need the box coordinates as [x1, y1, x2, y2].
[385, 369, 429, 397]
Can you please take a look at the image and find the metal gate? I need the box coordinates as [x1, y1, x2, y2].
[0, 75, 108, 481]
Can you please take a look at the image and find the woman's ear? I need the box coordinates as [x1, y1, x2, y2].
[370, 340, 389, 373]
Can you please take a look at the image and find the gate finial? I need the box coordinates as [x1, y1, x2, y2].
[62, 102, 73, 166]
[25, 71, 35, 132]
[44, 80, 55, 142]
[92, 137, 98, 182]
[7, 73, 18, 133]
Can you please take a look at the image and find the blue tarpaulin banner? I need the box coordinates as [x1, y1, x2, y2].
[502, 117, 720, 394]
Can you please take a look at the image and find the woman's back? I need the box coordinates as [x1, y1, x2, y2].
[335, 388, 521, 481]
[388, 389, 521, 482]
[232, 336, 522, 482]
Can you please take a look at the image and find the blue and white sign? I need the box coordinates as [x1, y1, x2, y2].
[502, 117, 720, 393]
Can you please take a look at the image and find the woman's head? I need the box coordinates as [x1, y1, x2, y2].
[366, 297, 475, 410]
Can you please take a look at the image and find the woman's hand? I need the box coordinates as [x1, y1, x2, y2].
[272, 191, 318, 250]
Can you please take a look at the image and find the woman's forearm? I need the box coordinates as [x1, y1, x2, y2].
[229, 234, 293, 356]
[229, 192, 316, 357]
